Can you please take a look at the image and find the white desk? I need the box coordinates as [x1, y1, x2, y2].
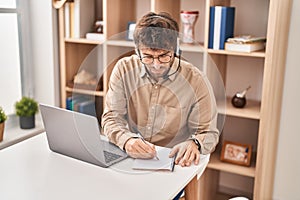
[0, 133, 209, 200]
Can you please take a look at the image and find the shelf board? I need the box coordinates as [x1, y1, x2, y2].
[106, 40, 205, 53]
[207, 152, 256, 178]
[218, 98, 261, 120]
[65, 87, 105, 96]
[106, 40, 135, 47]
[0, 114, 44, 150]
[65, 38, 104, 45]
[207, 49, 265, 58]
[180, 43, 205, 53]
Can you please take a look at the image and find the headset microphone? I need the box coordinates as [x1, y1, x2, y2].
[163, 53, 181, 79]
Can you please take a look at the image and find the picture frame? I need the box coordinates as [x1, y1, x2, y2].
[220, 140, 252, 166]
[126, 22, 136, 41]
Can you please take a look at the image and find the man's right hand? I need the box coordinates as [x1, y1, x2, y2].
[124, 138, 157, 159]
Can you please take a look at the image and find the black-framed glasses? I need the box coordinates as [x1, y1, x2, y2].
[140, 53, 173, 65]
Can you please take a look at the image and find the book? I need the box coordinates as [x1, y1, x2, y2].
[66, 96, 73, 110]
[227, 35, 266, 44]
[132, 146, 176, 172]
[77, 100, 97, 117]
[208, 6, 235, 50]
[69, 1, 75, 38]
[86, 33, 105, 41]
[225, 41, 265, 52]
[73, 96, 91, 111]
[64, 1, 75, 38]
[64, 2, 70, 38]
[73, 0, 95, 38]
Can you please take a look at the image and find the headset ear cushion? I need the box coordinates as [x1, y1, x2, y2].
[175, 47, 181, 57]
[175, 38, 181, 57]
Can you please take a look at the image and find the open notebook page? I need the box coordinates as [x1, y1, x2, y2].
[132, 146, 176, 171]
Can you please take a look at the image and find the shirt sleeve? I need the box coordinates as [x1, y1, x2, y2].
[101, 60, 137, 150]
[188, 74, 220, 155]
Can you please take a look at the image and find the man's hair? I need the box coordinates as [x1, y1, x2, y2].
[133, 12, 179, 52]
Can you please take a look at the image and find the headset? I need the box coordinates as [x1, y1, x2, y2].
[135, 14, 182, 79]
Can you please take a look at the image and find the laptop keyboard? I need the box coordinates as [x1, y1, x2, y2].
[103, 150, 122, 163]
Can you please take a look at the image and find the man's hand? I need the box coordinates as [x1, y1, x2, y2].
[169, 140, 200, 167]
[124, 138, 157, 159]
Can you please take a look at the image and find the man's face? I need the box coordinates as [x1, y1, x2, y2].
[139, 48, 174, 80]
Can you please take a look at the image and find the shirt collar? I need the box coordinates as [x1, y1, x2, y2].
[140, 63, 147, 78]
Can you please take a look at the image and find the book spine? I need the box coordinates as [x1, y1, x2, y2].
[219, 7, 235, 49]
[78, 100, 96, 117]
[208, 6, 215, 49]
[69, 1, 75, 38]
[66, 96, 73, 110]
[213, 6, 222, 50]
[64, 2, 70, 38]
[73, 0, 80, 38]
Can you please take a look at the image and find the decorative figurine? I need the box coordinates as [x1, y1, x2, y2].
[180, 11, 199, 43]
[231, 86, 251, 108]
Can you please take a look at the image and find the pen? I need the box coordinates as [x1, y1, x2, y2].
[137, 132, 159, 160]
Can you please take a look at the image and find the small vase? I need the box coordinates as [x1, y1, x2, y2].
[231, 86, 251, 108]
[19, 115, 35, 129]
[180, 11, 199, 43]
[0, 122, 4, 142]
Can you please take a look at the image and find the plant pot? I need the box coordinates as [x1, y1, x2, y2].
[0, 122, 4, 142]
[19, 115, 35, 129]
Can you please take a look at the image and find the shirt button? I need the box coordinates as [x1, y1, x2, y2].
[154, 85, 158, 89]
[147, 126, 151, 130]
[152, 106, 155, 109]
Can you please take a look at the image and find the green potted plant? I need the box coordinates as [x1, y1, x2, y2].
[0, 106, 7, 142]
[15, 96, 38, 129]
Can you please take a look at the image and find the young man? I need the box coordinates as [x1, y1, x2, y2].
[102, 12, 219, 167]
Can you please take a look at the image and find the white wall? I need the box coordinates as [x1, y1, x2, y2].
[29, 0, 59, 106]
[273, 0, 300, 199]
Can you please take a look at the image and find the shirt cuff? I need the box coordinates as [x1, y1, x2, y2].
[117, 132, 139, 150]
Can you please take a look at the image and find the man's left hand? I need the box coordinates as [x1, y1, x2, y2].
[169, 140, 200, 167]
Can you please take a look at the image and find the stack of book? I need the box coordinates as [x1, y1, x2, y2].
[225, 35, 266, 53]
[86, 20, 105, 41]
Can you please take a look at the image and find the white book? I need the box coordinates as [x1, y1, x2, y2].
[213, 6, 222, 50]
[64, 2, 70, 38]
[132, 146, 176, 171]
[74, 0, 95, 38]
[225, 42, 265, 52]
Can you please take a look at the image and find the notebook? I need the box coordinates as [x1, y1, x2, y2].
[132, 146, 176, 171]
[39, 103, 128, 168]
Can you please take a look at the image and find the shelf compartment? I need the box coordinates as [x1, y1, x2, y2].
[207, 49, 265, 58]
[207, 152, 256, 178]
[65, 86, 105, 97]
[218, 98, 260, 120]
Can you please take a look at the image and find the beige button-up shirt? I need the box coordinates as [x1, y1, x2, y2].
[102, 54, 219, 154]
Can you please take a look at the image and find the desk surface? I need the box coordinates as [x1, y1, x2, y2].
[0, 133, 209, 200]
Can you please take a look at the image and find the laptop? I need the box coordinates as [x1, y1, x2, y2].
[39, 103, 128, 168]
